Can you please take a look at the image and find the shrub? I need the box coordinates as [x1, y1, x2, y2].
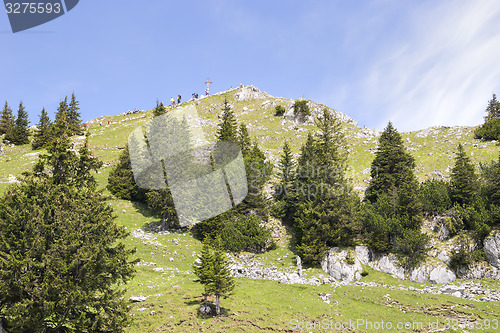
[475, 118, 500, 141]
[274, 105, 286, 116]
[293, 100, 311, 117]
[395, 228, 429, 269]
[420, 179, 452, 214]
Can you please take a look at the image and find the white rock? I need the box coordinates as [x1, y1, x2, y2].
[484, 231, 500, 268]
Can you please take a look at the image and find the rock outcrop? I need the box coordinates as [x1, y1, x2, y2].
[484, 230, 500, 268]
[322, 246, 456, 284]
[321, 248, 363, 282]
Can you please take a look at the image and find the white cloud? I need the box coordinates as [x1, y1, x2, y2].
[361, 0, 500, 131]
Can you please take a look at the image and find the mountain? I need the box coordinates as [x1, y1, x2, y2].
[0, 86, 499, 332]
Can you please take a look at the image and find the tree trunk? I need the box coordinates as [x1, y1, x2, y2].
[216, 294, 220, 316]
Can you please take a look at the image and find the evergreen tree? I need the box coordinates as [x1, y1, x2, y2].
[55, 97, 69, 126]
[67, 92, 83, 135]
[193, 237, 215, 302]
[108, 145, 147, 202]
[237, 123, 252, 156]
[153, 100, 167, 117]
[475, 93, 500, 140]
[365, 122, 417, 203]
[207, 236, 235, 316]
[484, 93, 500, 122]
[450, 143, 479, 206]
[5, 101, 30, 145]
[291, 110, 361, 263]
[0, 126, 135, 332]
[362, 122, 424, 257]
[32, 107, 52, 150]
[146, 189, 179, 230]
[0, 101, 14, 135]
[276, 141, 294, 199]
[215, 99, 237, 144]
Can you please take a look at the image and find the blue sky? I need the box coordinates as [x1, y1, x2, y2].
[1, 0, 500, 132]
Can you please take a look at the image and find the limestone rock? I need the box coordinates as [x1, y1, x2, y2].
[484, 231, 500, 268]
[321, 248, 362, 282]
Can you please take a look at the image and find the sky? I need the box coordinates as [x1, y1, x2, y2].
[1, 0, 500, 132]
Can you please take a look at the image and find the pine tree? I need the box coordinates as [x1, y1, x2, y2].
[207, 236, 235, 316]
[363, 122, 424, 255]
[365, 122, 417, 203]
[108, 145, 147, 202]
[450, 143, 479, 206]
[32, 107, 52, 150]
[475, 93, 500, 140]
[0, 125, 135, 332]
[67, 92, 83, 135]
[193, 237, 215, 302]
[484, 93, 500, 122]
[215, 99, 237, 144]
[276, 141, 294, 199]
[5, 101, 30, 145]
[55, 96, 69, 126]
[153, 100, 167, 117]
[237, 123, 252, 157]
[0, 101, 14, 135]
[292, 110, 361, 263]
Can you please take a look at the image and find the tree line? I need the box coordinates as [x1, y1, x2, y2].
[0, 93, 83, 149]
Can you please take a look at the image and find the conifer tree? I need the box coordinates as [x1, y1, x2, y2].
[32, 107, 52, 150]
[475, 93, 500, 140]
[55, 96, 69, 126]
[237, 123, 252, 157]
[153, 100, 167, 117]
[450, 143, 479, 206]
[0, 123, 135, 332]
[215, 99, 237, 144]
[193, 237, 215, 302]
[108, 145, 147, 202]
[0, 101, 14, 135]
[207, 236, 235, 316]
[67, 92, 83, 135]
[291, 110, 361, 263]
[5, 101, 30, 145]
[276, 141, 294, 199]
[365, 122, 417, 203]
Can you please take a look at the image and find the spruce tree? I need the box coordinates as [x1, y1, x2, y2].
[475, 93, 500, 140]
[292, 110, 361, 263]
[362, 121, 424, 257]
[207, 236, 235, 316]
[450, 143, 479, 206]
[153, 100, 167, 117]
[0, 101, 14, 135]
[108, 145, 147, 202]
[55, 97, 69, 130]
[215, 99, 237, 144]
[193, 237, 215, 302]
[276, 141, 294, 199]
[5, 101, 30, 145]
[365, 122, 417, 203]
[0, 125, 135, 332]
[237, 123, 252, 157]
[67, 92, 83, 135]
[32, 107, 52, 150]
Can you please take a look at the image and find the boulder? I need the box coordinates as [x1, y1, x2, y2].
[484, 231, 500, 268]
[199, 304, 212, 315]
[355, 245, 373, 265]
[321, 248, 362, 282]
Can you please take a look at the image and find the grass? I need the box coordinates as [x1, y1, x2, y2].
[1, 87, 500, 332]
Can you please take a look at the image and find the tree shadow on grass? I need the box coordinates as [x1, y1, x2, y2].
[184, 297, 231, 318]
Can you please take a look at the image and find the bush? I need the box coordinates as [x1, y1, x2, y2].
[420, 179, 452, 214]
[274, 105, 286, 116]
[395, 229, 429, 269]
[449, 233, 486, 270]
[293, 100, 311, 117]
[196, 214, 274, 253]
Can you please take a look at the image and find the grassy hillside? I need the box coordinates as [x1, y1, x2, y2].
[1, 86, 499, 332]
